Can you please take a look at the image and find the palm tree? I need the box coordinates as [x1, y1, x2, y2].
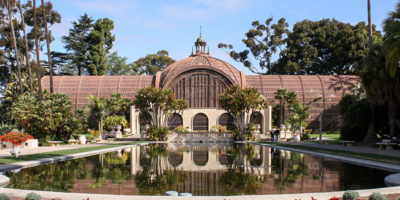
[33, 0, 42, 101]
[88, 95, 109, 139]
[41, 0, 53, 93]
[289, 103, 311, 136]
[367, 0, 373, 48]
[18, 0, 34, 93]
[1, 0, 23, 95]
[384, 1, 400, 77]
[274, 88, 287, 126]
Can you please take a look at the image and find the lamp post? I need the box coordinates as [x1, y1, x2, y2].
[319, 110, 323, 144]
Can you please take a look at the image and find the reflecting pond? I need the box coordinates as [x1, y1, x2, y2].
[5, 143, 392, 195]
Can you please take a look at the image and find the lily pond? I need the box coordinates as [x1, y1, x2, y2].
[5, 143, 392, 196]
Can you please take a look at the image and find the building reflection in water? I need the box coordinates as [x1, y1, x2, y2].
[6, 143, 390, 196]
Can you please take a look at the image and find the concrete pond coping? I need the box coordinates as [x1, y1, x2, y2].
[0, 141, 399, 199]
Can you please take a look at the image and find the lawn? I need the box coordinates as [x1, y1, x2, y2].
[0, 141, 146, 165]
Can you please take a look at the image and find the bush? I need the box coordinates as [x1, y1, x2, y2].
[368, 192, 386, 200]
[342, 191, 360, 200]
[146, 126, 169, 141]
[0, 123, 18, 136]
[301, 132, 311, 141]
[25, 192, 42, 200]
[340, 98, 370, 141]
[0, 193, 10, 200]
[104, 115, 128, 130]
[173, 126, 188, 132]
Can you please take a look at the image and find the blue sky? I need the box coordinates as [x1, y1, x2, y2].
[49, 0, 399, 74]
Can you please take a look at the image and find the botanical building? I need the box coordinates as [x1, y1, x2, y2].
[42, 35, 360, 135]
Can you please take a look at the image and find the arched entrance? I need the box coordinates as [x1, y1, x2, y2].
[218, 113, 235, 130]
[250, 112, 263, 134]
[168, 113, 183, 130]
[193, 113, 208, 131]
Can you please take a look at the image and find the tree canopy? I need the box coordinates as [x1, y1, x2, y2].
[219, 18, 382, 75]
[133, 50, 175, 75]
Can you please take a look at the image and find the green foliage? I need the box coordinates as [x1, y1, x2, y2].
[134, 86, 187, 129]
[340, 96, 370, 141]
[219, 85, 267, 140]
[368, 192, 386, 200]
[107, 93, 132, 116]
[301, 132, 311, 141]
[87, 18, 115, 75]
[25, 192, 42, 200]
[289, 103, 311, 135]
[342, 190, 360, 200]
[0, 193, 10, 200]
[173, 125, 188, 132]
[220, 18, 382, 75]
[62, 13, 94, 75]
[104, 115, 128, 130]
[383, 1, 400, 77]
[146, 125, 169, 141]
[133, 50, 175, 75]
[0, 123, 18, 136]
[106, 51, 135, 75]
[11, 92, 87, 141]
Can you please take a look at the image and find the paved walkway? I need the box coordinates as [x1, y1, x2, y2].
[0, 141, 128, 158]
[285, 141, 400, 158]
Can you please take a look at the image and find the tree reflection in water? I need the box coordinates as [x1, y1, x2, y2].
[270, 148, 309, 192]
[134, 144, 187, 195]
[220, 143, 266, 195]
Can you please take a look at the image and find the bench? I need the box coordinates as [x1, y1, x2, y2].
[341, 140, 355, 147]
[321, 140, 330, 145]
[67, 139, 78, 145]
[94, 138, 102, 143]
[376, 142, 397, 150]
[48, 141, 62, 147]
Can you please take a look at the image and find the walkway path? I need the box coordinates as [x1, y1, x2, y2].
[0, 141, 129, 158]
[286, 141, 400, 158]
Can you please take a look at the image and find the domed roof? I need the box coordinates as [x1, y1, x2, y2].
[159, 53, 244, 88]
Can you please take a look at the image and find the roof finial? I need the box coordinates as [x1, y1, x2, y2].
[200, 26, 202, 37]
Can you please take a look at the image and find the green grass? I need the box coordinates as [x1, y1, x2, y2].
[0, 141, 145, 165]
[309, 133, 340, 140]
[259, 142, 400, 165]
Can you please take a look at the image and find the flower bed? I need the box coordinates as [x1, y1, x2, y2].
[0, 132, 34, 146]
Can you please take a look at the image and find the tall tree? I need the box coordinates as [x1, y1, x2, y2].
[1, 0, 23, 95]
[133, 50, 175, 75]
[384, 1, 400, 77]
[106, 51, 134, 75]
[18, 0, 33, 93]
[33, 0, 41, 101]
[367, 0, 373, 48]
[40, 0, 53, 93]
[62, 13, 93, 75]
[87, 18, 115, 75]
[274, 88, 287, 126]
[219, 18, 289, 74]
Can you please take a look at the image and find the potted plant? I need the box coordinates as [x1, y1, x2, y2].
[0, 131, 34, 157]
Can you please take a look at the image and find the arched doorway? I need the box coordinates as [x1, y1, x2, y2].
[218, 113, 235, 130]
[168, 113, 183, 130]
[193, 113, 208, 131]
[250, 112, 263, 134]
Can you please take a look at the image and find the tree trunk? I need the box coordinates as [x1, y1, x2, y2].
[363, 99, 378, 142]
[33, 0, 42, 101]
[367, 0, 373, 48]
[388, 97, 397, 138]
[18, 0, 34, 93]
[41, 0, 53, 93]
[7, 0, 24, 95]
[100, 116, 103, 140]
[280, 101, 283, 125]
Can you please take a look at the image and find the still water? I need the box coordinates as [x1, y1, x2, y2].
[5, 143, 391, 196]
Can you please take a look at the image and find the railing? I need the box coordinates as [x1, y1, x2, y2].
[174, 132, 233, 138]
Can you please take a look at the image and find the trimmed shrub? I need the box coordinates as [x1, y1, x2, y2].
[210, 125, 228, 133]
[342, 190, 360, 200]
[0, 193, 10, 200]
[173, 126, 188, 132]
[104, 115, 128, 131]
[368, 192, 386, 200]
[25, 192, 42, 200]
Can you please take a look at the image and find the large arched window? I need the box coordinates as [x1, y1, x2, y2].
[168, 113, 183, 130]
[193, 113, 208, 131]
[170, 70, 231, 108]
[218, 113, 235, 130]
[250, 112, 263, 133]
[193, 150, 208, 166]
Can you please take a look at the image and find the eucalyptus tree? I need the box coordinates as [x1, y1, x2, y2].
[219, 85, 267, 140]
[17, 0, 33, 92]
[1, 0, 23, 95]
[40, 0, 53, 93]
[132, 50, 175, 75]
[32, 0, 41, 100]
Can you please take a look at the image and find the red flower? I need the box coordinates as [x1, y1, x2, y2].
[0, 132, 34, 145]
